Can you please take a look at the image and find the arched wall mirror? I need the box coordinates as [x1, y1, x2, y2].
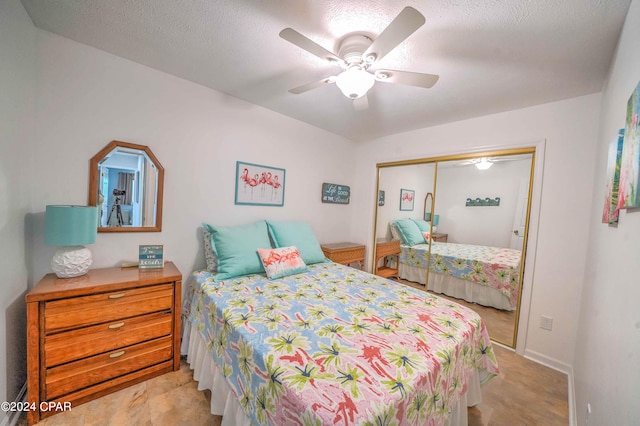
[88, 140, 164, 232]
[372, 148, 535, 348]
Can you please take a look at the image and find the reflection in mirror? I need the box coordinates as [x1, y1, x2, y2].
[429, 153, 533, 347]
[89, 141, 164, 232]
[373, 150, 534, 348]
[373, 162, 436, 289]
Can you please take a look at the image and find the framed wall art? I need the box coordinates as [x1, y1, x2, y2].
[399, 188, 415, 211]
[235, 161, 285, 206]
[618, 80, 640, 209]
[321, 183, 350, 204]
[602, 129, 624, 225]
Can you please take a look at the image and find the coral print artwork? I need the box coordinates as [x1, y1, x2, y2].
[399, 188, 415, 211]
[235, 161, 285, 206]
[617, 81, 640, 209]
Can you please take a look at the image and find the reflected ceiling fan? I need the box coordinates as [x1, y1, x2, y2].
[279, 7, 439, 109]
[456, 155, 529, 170]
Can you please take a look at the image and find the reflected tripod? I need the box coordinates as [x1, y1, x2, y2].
[107, 190, 125, 226]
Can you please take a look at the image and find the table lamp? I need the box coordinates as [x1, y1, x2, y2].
[45, 205, 98, 278]
[432, 214, 440, 232]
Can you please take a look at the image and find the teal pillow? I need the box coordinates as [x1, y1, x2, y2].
[266, 221, 326, 264]
[204, 221, 272, 281]
[394, 219, 426, 246]
[410, 218, 431, 233]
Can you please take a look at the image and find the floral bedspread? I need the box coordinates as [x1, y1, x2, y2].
[184, 262, 499, 426]
[400, 242, 521, 307]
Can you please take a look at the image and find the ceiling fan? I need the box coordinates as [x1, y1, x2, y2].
[455, 155, 529, 170]
[279, 7, 439, 109]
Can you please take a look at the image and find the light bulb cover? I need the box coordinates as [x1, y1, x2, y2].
[335, 67, 375, 99]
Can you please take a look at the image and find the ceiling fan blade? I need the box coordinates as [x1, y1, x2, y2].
[362, 7, 425, 64]
[288, 76, 336, 94]
[279, 28, 344, 65]
[375, 69, 439, 88]
[352, 94, 369, 111]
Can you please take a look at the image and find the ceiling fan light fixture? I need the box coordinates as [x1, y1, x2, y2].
[335, 67, 375, 99]
[475, 158, 493, 170]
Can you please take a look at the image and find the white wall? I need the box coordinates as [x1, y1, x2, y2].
[29, 30, 358, 287]
[574, 1, 640, 424]
[376, 163, 435, 239]
[0, 0, 36, 421]
[353, 93, 601, 369]
[435, 160, 531, 247]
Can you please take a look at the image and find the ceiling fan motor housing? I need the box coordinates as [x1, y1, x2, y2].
[338, 34, 373, 65]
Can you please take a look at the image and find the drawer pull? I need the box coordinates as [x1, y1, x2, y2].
[109, 350, 125, 358]
[108, 293, 126, 299]
[108, 322, 125, 329]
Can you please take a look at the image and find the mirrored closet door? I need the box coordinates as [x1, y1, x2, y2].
[372, 148, 535, 348]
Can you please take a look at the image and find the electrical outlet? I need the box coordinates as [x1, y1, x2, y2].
[540, 315, 553, 331]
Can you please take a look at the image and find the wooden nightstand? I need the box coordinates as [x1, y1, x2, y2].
[26, 262, 182, 425]
[321, 242, 365, 270]
[432, 233, 448, 242]
[374, 239, 401, 278]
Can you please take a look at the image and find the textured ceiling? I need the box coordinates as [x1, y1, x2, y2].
[20, 0, 631, 142]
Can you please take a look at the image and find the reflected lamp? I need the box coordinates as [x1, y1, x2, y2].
[45, 205, 97, 278]
[432, 214, 440, 231]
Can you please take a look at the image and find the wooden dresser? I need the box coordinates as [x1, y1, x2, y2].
[374, 239, 401, 278]
[26, 262, 182, 425]
[321, 242, 365, 270]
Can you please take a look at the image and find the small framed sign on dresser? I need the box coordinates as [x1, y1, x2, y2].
[139, 244, 164, 269]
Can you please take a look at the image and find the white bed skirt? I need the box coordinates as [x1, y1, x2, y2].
[399, 263, 515, 311]
[182, 322, 482, 426]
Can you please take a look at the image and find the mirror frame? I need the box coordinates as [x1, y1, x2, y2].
[88, 140, 164, 233]
[372, 147, 535, 348]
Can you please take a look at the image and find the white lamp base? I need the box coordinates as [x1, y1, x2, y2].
[51, 246, 92, 278]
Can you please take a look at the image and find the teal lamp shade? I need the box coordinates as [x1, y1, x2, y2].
[45, 206, 97, 278]
[424, 212, 431, 221]
[432, 214, 440, 226]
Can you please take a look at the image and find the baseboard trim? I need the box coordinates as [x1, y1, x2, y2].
[0, 383, 27, 426]
[524, 349, 576, 426]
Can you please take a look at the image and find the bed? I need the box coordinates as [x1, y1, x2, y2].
[398, 241, 521, 311]
[182, 258, 499, 425]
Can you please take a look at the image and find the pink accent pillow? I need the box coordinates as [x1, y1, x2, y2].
[257, 246, 309, 279]
[422, 232, 432, 243]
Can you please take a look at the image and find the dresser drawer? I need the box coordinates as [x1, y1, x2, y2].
[44, 283, 174, 333]
[44, 311, 173, 368]
[45, 335, 173, 400]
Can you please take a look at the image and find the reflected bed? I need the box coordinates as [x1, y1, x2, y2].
[399, 242, 521, 311]
[182, 262, 499, 426]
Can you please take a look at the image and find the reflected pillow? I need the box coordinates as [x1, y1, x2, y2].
[201, 227, 217, 272]
[266, 221, 326, 264]
[421, 232, 432, 243]
[257, 246, 309, 279]
[389, 222, 401, 240]
[411, 218, 431, 233]
[394, 218, 426, 246]
[205, 221, 272, 281]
